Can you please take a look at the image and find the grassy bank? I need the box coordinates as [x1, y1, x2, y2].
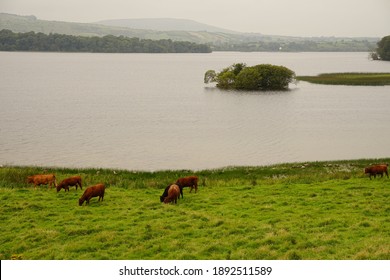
[296, 73, 390, 85]
[1, 158, 389, 260]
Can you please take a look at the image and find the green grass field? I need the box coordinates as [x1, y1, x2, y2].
[296, 73, 390, 85]
[1, 159, 389, 260]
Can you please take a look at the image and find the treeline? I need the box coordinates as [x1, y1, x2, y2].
[213, 39, 376, 52]
[0, 29, 212, 53]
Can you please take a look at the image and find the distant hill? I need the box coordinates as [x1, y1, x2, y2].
[0, 13, 154, 37]
[0, 13, 379, 52]
[95, 18, 240, 34]
[0, 13, 240, 43]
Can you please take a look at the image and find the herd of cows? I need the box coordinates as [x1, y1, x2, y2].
[26, 173, 199, 206]
[26, 174, 105, 205]
[25, 164, 388, 206]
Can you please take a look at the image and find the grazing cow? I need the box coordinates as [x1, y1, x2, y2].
[364, 164, 389, 180]
[160, 183, 184, 201]
[56, 176, 82, 192]
[162, 184, 180, 204]
[79, 183, 105, 206]
[27, 174, 57, 190]
[176, 176, 199, 193]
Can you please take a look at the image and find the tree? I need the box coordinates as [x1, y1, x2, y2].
[204, 70, 217, 84]
[204, 63, 296, 91]
[216, 71, 236, 89]
[231, 63, 246, 75]
[235, 67, 263, 90]
[375, 35, 390, 61]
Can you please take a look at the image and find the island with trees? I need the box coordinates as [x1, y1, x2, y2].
[204, 63, 296, 91]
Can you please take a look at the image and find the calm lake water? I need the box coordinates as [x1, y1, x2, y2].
[1, 51, 390, 171]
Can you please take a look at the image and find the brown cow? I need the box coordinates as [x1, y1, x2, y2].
[56, 176, 82, 192]
[27, 174, 57, 190]
[163, 184, 180, 204]
[364, 164, 389, 180]
[176, 176, 199, 193]
[79, 183, 105, 206]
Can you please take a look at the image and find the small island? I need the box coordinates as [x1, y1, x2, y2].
[296, 73, 390, 86]
[204, 63, 296, 91]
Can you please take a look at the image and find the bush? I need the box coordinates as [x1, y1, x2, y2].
[376, 35, 390, 61]
[204, 63, 295, 91]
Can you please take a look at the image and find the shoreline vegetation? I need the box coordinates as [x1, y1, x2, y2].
[296, 73, 390, 86]
[1, 158, 390, 260]
[0, 29, 212, 53]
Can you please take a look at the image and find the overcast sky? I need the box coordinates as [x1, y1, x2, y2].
[1, 0, 389, 37]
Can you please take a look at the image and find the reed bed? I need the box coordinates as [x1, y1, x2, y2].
[297, 73, 390, 85]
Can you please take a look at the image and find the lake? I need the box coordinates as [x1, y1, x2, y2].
[1, 51, 389, 171]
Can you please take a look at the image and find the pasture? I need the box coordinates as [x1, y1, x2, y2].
[0, 159, 389, 260]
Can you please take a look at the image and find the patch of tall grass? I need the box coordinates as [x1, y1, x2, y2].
[296, 72, 390, 85]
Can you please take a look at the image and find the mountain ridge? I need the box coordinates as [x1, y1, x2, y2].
[0, 13, 242, 43]
[94, 18, 241, 34]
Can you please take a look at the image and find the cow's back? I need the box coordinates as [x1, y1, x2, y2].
[164, 184, 180, 204]
[176, 176, 198, 186]
[59, 176, 82, 187]
[66, 176, 81, 185]
[27, 174, 56, 188]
